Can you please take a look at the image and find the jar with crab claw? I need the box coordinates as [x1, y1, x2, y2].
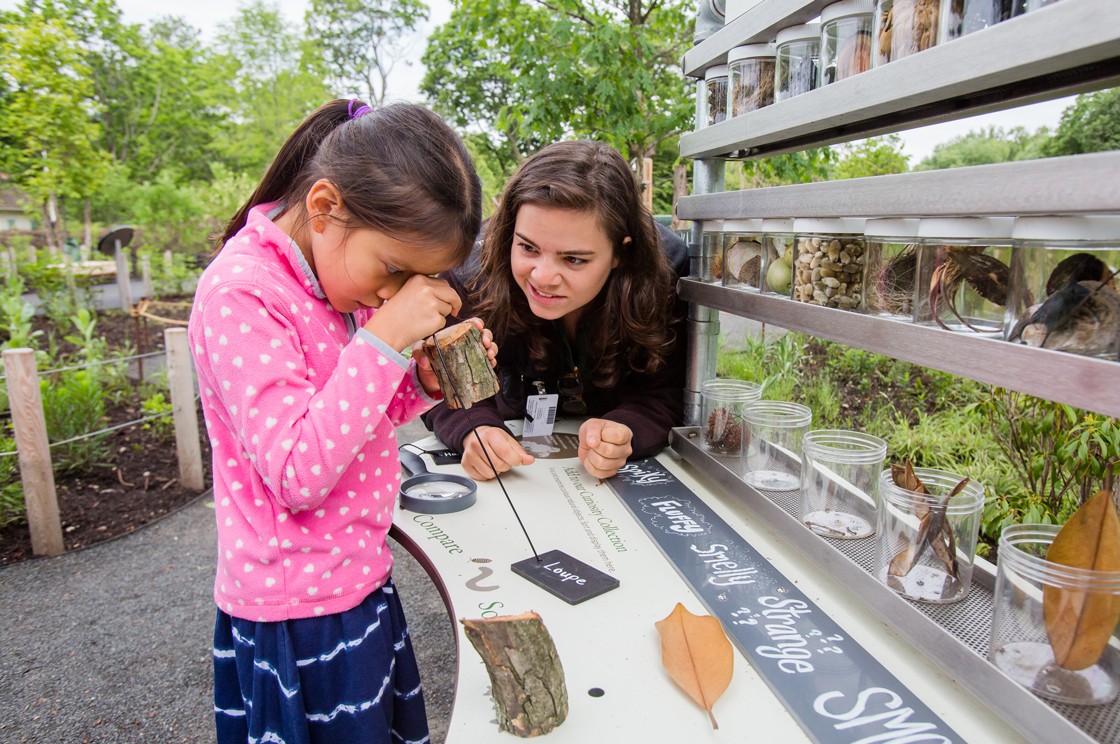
[914, 216, 1014, 336]
[1006, 215, 1120, 360]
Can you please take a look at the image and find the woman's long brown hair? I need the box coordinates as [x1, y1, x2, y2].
[215, 99, 481, 262]
[472, 140, 677, 388]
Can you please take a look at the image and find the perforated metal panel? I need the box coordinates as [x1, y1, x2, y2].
[672, 428, 1120, 744]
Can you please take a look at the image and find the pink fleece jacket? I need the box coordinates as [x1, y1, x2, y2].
[188, 204, 439, 621]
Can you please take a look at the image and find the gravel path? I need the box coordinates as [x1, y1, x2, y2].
[0, 422, 457, 743]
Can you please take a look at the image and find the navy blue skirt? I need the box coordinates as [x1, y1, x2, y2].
[212, 580, 430, 744]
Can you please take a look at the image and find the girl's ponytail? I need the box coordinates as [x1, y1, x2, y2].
[214, 100, 355, 250]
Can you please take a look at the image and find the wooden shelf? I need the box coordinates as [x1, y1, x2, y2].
[676, 151, 1120, 218]
[678, 279, 1120, 418]
[680, 0, 1120, 160]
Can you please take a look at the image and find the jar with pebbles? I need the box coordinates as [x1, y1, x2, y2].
[862, 218, 920, 320]
[914, 216, 1013, 336]
[872, 0, 941, 66]
[939, 0, 1007, 43]
[775, 23, 820, 101]
[1005, 215, 1120, 360]
[820, 0, 874, 84]
[792, 217, 867, 311]
[722, 219, 768, 292]
[761, 218, 796, 297]
[699, 220, 725, 284]
[727, 44, 775, 118]
[704, 64, 729, 127]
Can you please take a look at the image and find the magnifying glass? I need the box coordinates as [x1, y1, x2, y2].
[399, 447, 477, 514]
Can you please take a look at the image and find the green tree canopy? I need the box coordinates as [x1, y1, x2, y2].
[829, 135, 910, 179]
[1046, 88, 1120, 157]
[915, 125, 1050, 170]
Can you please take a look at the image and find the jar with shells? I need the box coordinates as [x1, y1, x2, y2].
[872, 0, 941, 66]
[722, 219, 768, 292]
[820, 0, 874, 85]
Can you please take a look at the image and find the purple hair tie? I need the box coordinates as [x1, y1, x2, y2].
[347, 99, 372, 119]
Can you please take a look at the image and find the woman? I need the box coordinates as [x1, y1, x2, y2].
[424, 140, 688, 481]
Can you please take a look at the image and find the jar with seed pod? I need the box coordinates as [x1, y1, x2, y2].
[761, 218, 796, 297]
[704, 64, 729, 127]
[914, 216, 1013, 336]
[989, 523, 1120, 706]
[1005, 215, 1120, 360]
[862, 218, 920, 321]
[775, 23, 820, 101]
[939, 0, 1007, 43]
[699, 220, 725, 284]
[792, 217, 868, 311]
[872, 0, 941, 67]
[727, 44, 776, 118]
[875, 466, 984, 604]
[820, 0, 874, 84]
[722, 219, 767, 292]
[700, 379, 762, 462]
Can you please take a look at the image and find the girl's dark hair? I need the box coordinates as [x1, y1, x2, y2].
[473, 140, 677, 387]
[216, 99, 482, 262]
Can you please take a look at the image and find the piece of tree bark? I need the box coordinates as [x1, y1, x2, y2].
[461, 611, 568, 737]
[422, 321, 499, 409]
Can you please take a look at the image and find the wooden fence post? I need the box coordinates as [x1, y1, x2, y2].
[2, 348, 64, 556]
[115, 242, 132, 310]
[641, 157, 654, 213]
[164, 328, 204, 491]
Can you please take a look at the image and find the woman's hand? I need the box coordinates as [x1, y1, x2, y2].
[364, 275, 462, 352]
[415, 318, 497, 397]
[461, 426, 534, 481]
[578, 419, 633, 479]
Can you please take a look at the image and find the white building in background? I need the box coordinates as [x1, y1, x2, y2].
[0, 187, 35, 232]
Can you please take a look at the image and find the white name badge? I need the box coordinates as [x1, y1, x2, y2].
[522, 394, 558, 437]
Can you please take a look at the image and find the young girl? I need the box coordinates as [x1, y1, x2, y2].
[189, 99, 484, 743]
[424, 140, 688, 481]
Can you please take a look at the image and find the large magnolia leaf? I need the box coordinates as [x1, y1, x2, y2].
[1044, 490, 1120, 670]
[654, 603, 733, 729]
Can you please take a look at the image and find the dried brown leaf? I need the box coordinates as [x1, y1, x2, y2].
[655, 603, 733, 729]
[1044, 490, 1120, 670]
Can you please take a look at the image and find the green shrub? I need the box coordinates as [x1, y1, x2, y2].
[0, 438, 23, 528]
[41, 369, 111, 475]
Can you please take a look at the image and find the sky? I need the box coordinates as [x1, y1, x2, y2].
[1, 0, 1074, 165]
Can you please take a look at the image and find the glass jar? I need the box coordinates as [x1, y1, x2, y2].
[742, 401, 813, 492]
[989, 523, 1120, 705]
[792, 217, 867, 310]
[872, 0, 941, 67]
[799, 430, 888, 539]
[704, 64, 729, 127]
[875, 467, 984, 603]
[699, 220, 725, 283]
[761, 218, 796, 297]
[775, 23, 820, 101]
[1006, 215, 1120, 360]
[1011, 0, 1059, 16]
[722, 219, 767, 292]
[701, 379, 763, 458]
[862, 218, 920, 320]
[727, 44, 776, 118]
[939, 0, 1007, 43]
[821, 0, 874, 85]
[914, 216, 1013, 335]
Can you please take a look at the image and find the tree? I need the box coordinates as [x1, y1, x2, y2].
[1046, 87, 1120, 157]
[915, 126, 1050, 170]
[829, 135, 909, 179]
[422, 0, 693, 173]
[0, 12, 109, 249]
[305, 0, 428, 105]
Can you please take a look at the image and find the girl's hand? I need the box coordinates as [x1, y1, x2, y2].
[363, 275, 462, 352]
[461, 426, 534, 481]
[578, 419, 634, 479]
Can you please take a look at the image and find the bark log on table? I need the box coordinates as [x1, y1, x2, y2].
[421, 321, 499, 409]
[461, 611, 568, 737]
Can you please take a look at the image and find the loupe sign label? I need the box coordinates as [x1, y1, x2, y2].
[608, 459, 964, 744]
[511, 549, 619, 605]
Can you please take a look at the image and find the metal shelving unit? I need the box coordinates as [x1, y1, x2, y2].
[678, 0, 1120, 741]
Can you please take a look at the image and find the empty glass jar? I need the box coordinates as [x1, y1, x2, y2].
[800, 430, 888, 539]
[821, 0, 874, 84]
[989, 523, 1120, 705]
[742, 401, 813, 492]
[862, 218, 920, 320]
[727, 44, 776, 118]
[775, 23, 820, 101]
